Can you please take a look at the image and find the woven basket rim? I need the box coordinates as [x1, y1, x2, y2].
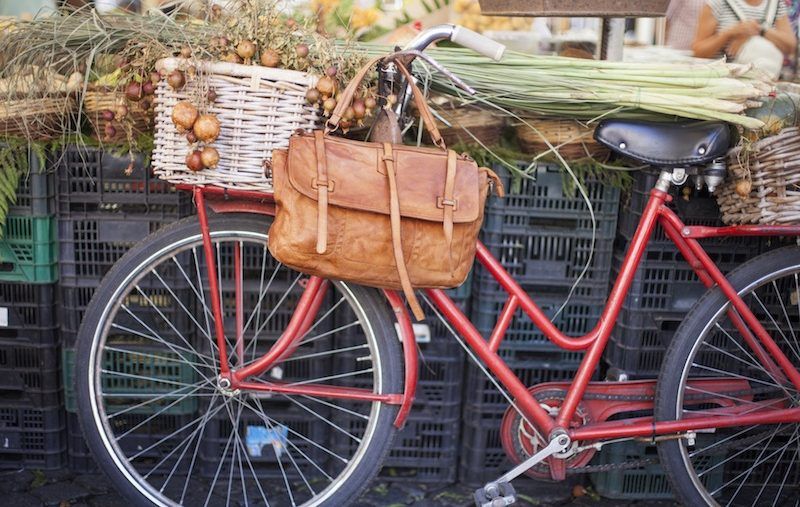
[155, 57, 316, 87]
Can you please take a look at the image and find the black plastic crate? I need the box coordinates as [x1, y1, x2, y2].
[57, 147, 191, 214]
[0, 404, 66, 470]
[66, 411, 97, 473]
[0, 340, 60, 407]
[463, 356, 585, 417]
[9, 151, 56, 217]
[332, 404, 461, 483]
[472, 286, 604, 358]
[605, 309, 683, 377]
[0, 282, 58, 346]
[479, 163, 619, 298]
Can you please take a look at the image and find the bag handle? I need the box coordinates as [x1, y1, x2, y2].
[327, 56, 447, 150]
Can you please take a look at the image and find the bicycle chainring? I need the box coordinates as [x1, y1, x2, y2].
[500, 388, 596, 480]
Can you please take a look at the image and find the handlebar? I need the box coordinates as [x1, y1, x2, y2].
[402, 24, 506, 61]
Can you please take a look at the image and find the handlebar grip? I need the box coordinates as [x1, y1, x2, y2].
[451, 26, 506, 61]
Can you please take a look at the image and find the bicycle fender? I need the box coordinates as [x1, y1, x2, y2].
[383, 289, 418, 428]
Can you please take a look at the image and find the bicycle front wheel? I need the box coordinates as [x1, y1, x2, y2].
[656, 246, 800, 506]
[74, 212, 403, 507]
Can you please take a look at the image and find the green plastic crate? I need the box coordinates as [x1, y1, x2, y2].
[63, 346, 198, 415]
[0, 215, 58, 283]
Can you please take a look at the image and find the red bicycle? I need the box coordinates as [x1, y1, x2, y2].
[74, 26, 800, 507]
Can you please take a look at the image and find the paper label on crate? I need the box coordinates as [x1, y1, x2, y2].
[0, 307, 7, 327]
[393, 322, 431, 343]
[246, 424, 288, 458]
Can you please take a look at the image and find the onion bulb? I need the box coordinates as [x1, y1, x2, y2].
[104, 123, 117, 139]
[186, 150, 204, 172]
[386, 94, 397, 106]
[342, 107, 355, 121]
[115, 104, 128, 120]
[352, 99, 366, 120]
[167, 70, 185, 90]
[180, 45, 192, 58]
[186, 131, 197, 144]
[735, 179, 752, 197]
[142, 81, 155, 96]
[305, 88, 320, 104]
[194, 114, 221, 143]
[223, 52, 243, 64]
[140, 98, 152, 111]
[325, 66, 337, 78]
[149, 71, 161, 84]
[236, 40, 257, 59]
[295, 44, 309, 58]
[201, 146, 220, 168]
[322, 97, 337, 113]
[125, 81, 143, 102]
[364, 96, 377, 110]
[316, 76, 336, 98]
[171, 101, 199, 131]
[207, 89, 218, 103]
[260, 49, 280, 68]
[101, 109, 115, 121]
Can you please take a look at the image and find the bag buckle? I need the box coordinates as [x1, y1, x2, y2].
[312, 178, 335, 192]
[437, 197, 458, 210]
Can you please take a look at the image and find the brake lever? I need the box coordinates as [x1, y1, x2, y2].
[383, 50, 476, 96]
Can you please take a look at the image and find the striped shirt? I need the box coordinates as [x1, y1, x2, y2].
[708, 0, 788, 31]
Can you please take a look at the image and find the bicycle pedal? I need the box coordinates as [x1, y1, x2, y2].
[473, 482, 516, 507]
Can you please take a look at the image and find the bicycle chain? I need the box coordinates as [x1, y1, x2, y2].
[523, 387, 785, 474]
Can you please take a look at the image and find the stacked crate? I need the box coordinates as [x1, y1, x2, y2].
[56, 147, 194, 471]
[0, 150, 66, 470]
[460, 163, 620, 486]
[329, 289, 469, 483]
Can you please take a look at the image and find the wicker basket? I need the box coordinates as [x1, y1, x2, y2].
[478, 0, 669, 17]
[516, 118, 609, 161]
[84, 89, 152, 142]
[0, 96, 75, 140]
[429, 105, 505, 147]
[717, 127, 800, 225]
[152, 58, 319, 191]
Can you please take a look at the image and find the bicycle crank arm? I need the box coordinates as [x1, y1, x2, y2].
[475, 433, 571, 506]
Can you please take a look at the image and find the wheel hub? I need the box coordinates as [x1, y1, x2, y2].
[217, 375, 241, 397]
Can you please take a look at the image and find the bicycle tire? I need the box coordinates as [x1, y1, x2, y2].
[656, 245, 800, 506]
[74, 212, 404, 507]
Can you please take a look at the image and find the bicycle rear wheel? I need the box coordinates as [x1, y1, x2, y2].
[74, 212, 403, 507]
[656, 246, 800, 507]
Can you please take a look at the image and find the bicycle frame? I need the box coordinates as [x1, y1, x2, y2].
[184, 178, 800, 459]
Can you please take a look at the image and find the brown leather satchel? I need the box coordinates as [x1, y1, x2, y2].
[268, 57, 502, 319]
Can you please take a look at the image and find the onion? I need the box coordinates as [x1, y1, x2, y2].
[316, 76, 336, 98]
[140, 98, 152, 111]
[142, 81, 155, 96]
[167, 70, 185, 90]
[325, 66, 337, 78]
[180, 45, 192, 58]
[194, 114, 221, 143]
[386, 94, 398, 106]
[186, 150, 204, 172]
[115, 104, 128, 120]
[149, 72, 161, 85]
[735, 179, 752, 197]
[342, 107, 355, 121]
[305, 88, 320, 104]
[201, 146, 220, 168]
[352, 99, 366, 120]
[101, 109, 115, 121]
[207, 89, 218, 102]
[219, 36, 230, 47]
[104, 123, 117, 139]
[322, 97, 337, 113]
[236, 40, 257, 60]
[171, 101, 199, 130]
[223, 52, 243, 64]
[295, 44, 309, 58]
[260, 49, 280, 68]
[186, 131, 197, 144]
[125, 81, 143, 102]
[364, 96, 377, 110]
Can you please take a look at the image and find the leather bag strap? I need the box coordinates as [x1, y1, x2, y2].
[383, 142, 425, 320]
[441, 150, 457, 272]
[328, 56, 446, 150]
[314, 130, 330, 254]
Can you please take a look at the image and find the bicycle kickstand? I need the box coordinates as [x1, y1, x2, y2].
[473, 432, 571, 507]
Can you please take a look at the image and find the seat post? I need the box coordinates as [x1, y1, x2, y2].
[655, 169, 674, 192]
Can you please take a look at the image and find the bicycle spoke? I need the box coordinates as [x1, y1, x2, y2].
[106, 380, 211, 419]
[751, 291, 800, 365]
[152, 267, 212, 341]
[280, 394, 362, 443]
[287, 368, 374, 386]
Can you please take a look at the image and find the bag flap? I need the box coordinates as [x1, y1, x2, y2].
[286, 133, 482, 223]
